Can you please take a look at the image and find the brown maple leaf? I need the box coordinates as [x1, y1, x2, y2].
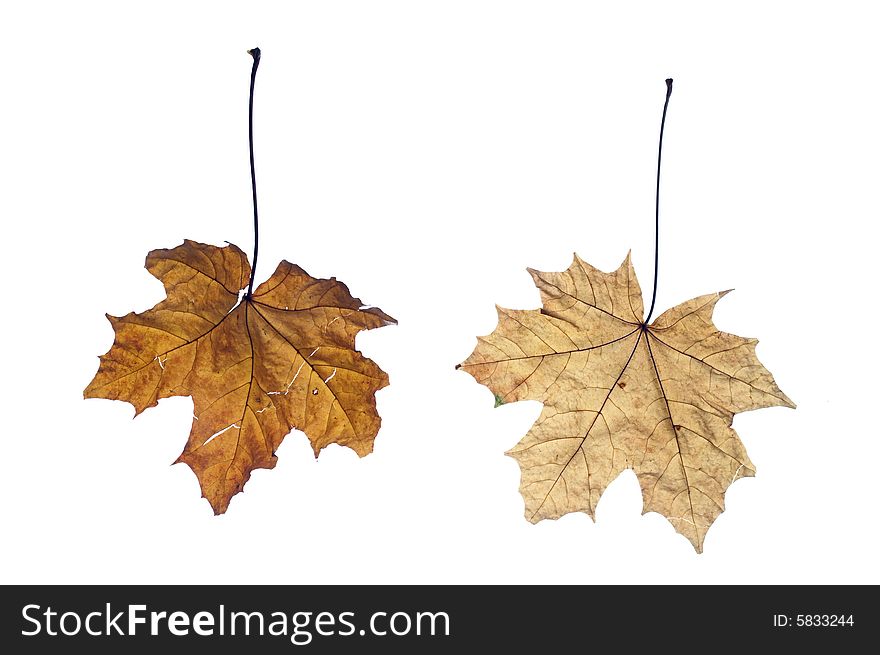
[85, 239, 395, 513]
[457, 253, 793, 551]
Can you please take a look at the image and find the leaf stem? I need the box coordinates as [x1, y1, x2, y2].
[245, 47, 262, 298]
[644, 78, 673, 325]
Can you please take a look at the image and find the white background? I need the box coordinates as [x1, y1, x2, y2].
[1, 1, 877, 584]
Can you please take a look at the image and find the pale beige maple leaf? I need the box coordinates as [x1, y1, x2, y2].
[458, 253, 793, 552]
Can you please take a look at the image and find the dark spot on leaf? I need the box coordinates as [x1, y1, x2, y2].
[617, 382, 626, 389]
[312, 389, 318, 395]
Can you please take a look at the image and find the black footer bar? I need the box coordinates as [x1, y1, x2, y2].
[1, 584, 870, 652]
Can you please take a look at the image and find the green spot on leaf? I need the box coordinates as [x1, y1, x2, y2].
[494, 394, 505, 408]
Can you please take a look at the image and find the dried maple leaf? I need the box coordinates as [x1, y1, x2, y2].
[457, 253, 793, 551]
[85, 239, 395, 513]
